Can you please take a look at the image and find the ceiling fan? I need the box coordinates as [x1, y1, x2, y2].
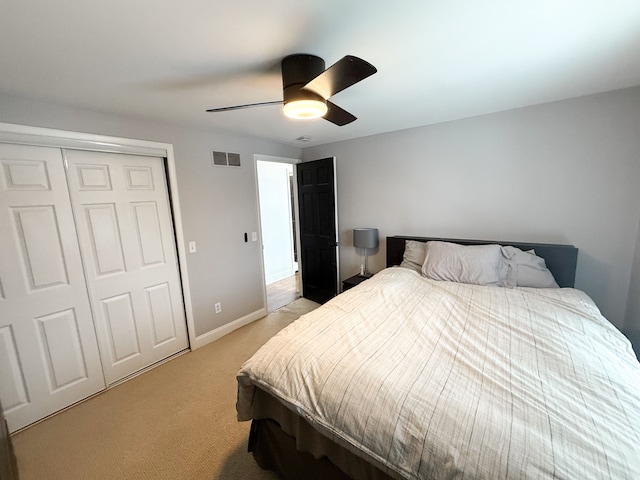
[206, 54, 377, 126]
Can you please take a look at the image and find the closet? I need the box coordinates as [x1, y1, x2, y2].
[0, 142, 188, 432]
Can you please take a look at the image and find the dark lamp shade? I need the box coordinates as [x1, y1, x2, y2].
[353, 228, 379, 249]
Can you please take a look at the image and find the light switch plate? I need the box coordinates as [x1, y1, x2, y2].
[188, 241, 197, 253]
[251, 232, 257, 242]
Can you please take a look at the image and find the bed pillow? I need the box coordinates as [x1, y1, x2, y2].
[399, 240, 428, 273]
[501, 246, 559, 288]
[421, 241, 503, 286]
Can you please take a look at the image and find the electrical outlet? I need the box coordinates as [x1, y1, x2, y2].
[214, 302, 222, 314]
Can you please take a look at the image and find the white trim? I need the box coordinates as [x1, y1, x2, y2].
[255, 154, 302, 165]
[0, 122, 197, 350]
[266, 269, 297, 286]
[291, 166, 302, 297]
[191, 307, 268, 349]
[252, 157, 268, 311]
[0, 122, 168, 157]
[330, 156, 340, 294]
[163, 144, 197, 349]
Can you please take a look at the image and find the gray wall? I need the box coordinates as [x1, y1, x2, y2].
[4, 87, 640, 335]
[303, 86, 640, 330]
[0, 93, 302, 338]
[626, 224, 640, 335]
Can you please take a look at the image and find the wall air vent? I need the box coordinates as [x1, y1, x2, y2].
[211, 151, 241, 168]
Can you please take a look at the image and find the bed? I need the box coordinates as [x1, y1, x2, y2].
[237, 236, 640, 479]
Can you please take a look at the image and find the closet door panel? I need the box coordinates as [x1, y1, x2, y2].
[84, 203, 127, 276]
[65, 150, 188, 384]
[145, 282, 177, 346]
[0, 144, 105, 433]
[35, 308, 90, 390]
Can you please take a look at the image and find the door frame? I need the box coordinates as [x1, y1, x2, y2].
[0, 122, 196, 348]
[253, 154, 302, 308]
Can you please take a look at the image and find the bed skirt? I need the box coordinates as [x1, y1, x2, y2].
[246, 387, 400, 480]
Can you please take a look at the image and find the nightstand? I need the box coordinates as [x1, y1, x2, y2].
[342, 274, 372, 292]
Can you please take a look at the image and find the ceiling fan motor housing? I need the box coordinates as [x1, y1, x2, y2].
[281, 54, 326, 104]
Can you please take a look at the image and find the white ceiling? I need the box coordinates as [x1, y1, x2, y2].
[2, 1, 640, 147]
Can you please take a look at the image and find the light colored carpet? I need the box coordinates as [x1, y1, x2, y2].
[11, 298, 319, 480]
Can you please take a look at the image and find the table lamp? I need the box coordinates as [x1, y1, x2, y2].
[353, 228, 378, 277]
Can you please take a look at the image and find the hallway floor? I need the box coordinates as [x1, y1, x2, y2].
[266, 273, 300, 312]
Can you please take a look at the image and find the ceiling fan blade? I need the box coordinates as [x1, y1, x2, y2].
[303, 55, 377, 99]
[206, 100, 282, 112]
[323, 100, 357, 126]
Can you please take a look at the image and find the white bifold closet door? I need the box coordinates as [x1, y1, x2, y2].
[63, 150, 188, 385]
[0, 144, 105, 432]
[0, 144, 188, 432]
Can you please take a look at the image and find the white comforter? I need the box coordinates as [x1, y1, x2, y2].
[237, 267, 640, 479]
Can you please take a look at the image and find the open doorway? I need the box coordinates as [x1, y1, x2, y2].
[255, 156, 300, 311]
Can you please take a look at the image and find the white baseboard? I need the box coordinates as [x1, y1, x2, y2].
[191, 307, 268, 350]
[266, 268, 296, 285]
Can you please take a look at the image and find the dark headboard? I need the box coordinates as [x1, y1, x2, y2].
[386, 236, 578, 288]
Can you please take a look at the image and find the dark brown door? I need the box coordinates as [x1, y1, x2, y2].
[296, 158, 339, 304]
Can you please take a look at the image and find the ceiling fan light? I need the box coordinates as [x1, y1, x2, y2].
[283, 99, 328, 120]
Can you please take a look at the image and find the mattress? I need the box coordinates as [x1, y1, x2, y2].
[237, 267, 640, 479]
